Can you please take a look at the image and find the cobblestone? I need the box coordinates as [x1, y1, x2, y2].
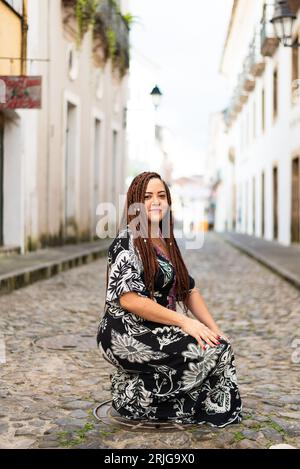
[0, 232, 299, 449]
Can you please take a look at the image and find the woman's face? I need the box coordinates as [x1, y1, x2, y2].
[143, 178, 169, 224]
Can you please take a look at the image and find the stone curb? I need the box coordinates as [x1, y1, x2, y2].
[0, 241, 111, 296]
[218, 232, 300, 291]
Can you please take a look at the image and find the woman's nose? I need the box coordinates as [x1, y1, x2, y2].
[151, 197, 160, 205]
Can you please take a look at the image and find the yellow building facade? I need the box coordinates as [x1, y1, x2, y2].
[0, 0, 27, 75]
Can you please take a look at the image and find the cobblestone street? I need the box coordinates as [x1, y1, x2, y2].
[0, 232, 300, 449]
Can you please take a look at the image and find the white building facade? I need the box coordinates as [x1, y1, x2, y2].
[0, 0, 129, 253]
[216, 0, 300, 246]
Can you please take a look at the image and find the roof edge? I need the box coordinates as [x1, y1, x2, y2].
[219, 0, 239, 75]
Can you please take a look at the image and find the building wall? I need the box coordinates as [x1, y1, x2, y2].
[0, 0, 24, 75]
[219, 0, 300, 246]
[1, 0, 129, 252]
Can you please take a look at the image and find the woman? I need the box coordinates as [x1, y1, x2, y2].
[97, 172, 243, 427]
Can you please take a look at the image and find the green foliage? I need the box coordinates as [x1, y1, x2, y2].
[122, 12, 137, 28]
[106, 28, 117, 59]
[70, 0, 130, 75]
[57, 422, 95, 448]
[75, 0, 98, 47]
[233, 431, 245, 442]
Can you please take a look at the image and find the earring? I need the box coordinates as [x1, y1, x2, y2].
[144, 239, 147, 243]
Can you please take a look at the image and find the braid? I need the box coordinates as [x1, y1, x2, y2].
[113, 172, 191, 314]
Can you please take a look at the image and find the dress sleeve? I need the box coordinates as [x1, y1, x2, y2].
[106, 229, 149, 305]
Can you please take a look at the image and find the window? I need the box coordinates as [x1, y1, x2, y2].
[246, 112, 249, 146]
[261, 172, 265, 237]
[292, 34, 299, 106]
[262, 88, 265, 133]
[253, 101, 256, 140]
[273, 68, 278, 121]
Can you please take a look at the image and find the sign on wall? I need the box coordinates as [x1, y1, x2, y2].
[0, 76, 42, 109]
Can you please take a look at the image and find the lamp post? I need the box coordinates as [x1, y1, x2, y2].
[150, 85, 163, 110]
[271, 0, 300, 47]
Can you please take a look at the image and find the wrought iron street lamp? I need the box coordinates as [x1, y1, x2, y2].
[271, 0, 300, 47]
[150, 85, 163, 110]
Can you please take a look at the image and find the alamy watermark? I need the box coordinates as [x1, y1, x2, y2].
[291, 338, 300, 364]
[95, 197, 206, 250]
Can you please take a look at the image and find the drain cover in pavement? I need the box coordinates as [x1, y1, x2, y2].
[34, 334, 96, 351]
[93, 400, 194, 431]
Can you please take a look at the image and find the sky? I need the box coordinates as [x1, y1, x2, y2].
[128, 0, 234, 178]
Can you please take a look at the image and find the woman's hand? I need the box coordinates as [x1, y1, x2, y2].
[180, 317, 221, 350]
[210, 328, 231, 343]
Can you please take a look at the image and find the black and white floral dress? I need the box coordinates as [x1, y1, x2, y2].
[97, 225, 243, 427]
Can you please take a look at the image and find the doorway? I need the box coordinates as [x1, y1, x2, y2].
[291, 157, 300, 243]
[93, 119, 101, 238]
[0, 114, 3, 246]
[252, 176, 256, 235]
[65, 102, 78, 239]
[273, 166, 278, 240]
[261, 172, 265, 237]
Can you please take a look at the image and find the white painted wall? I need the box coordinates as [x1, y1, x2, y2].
[3, 0, 129, 251]
[217, 0, 300, 246]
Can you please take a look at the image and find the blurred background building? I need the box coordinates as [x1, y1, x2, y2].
[211, 0, 300, 246]
[0, 0, 130, 254]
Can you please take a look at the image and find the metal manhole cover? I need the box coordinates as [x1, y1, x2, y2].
[34, 334, 96, 351]
[93, 400, 195, 432]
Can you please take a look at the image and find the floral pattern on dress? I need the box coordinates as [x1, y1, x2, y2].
[97, 224, 243, 427]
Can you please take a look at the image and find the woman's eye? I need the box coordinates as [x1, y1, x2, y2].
[144, 194, 165, 200]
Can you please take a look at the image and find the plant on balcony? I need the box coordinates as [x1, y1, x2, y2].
[75, 0, 98, 46]
[63, 0, 132, 77]
[123, 12, 135, 28]
[106, 28, 117, 58]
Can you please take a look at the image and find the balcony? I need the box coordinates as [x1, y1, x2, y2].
[61, 0, 129, 75]
[260, 1, 280, 57]
[224, 110, 238, 130]
[236, 87, 247, 108]
[93, 0, 129, 72]
[240, 49, 256, 94]
[248, 31, 266, 77]
[233, 92, 243, 113]
[243, 70, 255, 93]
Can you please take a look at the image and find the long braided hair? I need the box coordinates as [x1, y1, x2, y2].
[106, 171, 192, 314]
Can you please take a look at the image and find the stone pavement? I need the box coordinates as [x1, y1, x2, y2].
[221, 231, 300, 290]
[0, 231, 300, 449]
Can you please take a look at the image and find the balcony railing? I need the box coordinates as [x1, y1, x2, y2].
[242, 59, 256, 93]
[260, 1, 280, 57]
[248, 29, 266, 77]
